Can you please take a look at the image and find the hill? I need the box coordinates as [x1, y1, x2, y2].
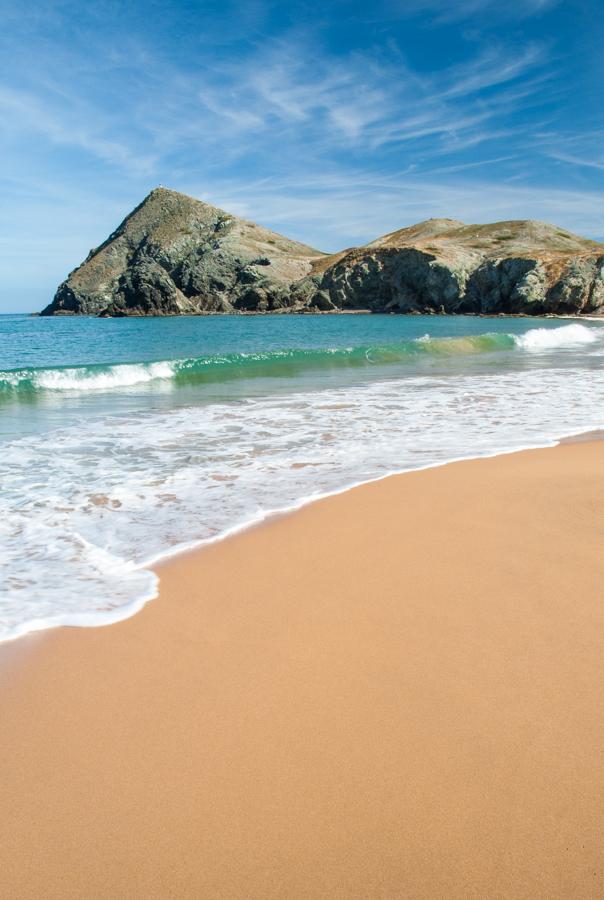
[42, 188, 325, 316]
[41, 190, 604, 316]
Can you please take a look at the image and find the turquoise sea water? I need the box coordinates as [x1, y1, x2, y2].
[1, 313, 603, 639]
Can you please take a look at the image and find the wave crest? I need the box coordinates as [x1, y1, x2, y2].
[0, 323, 599, 395]
[514, 323, 597, 350]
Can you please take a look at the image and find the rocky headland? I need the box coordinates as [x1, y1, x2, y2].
[41, 187, 604, 317]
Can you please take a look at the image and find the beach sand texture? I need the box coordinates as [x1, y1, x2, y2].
[1, 441, 603, 899]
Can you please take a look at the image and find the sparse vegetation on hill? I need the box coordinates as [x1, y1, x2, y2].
[41, 188, 604, 317]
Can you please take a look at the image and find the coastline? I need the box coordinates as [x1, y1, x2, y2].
[3, 313, 602, 646]
[2, 424, 602, 645]
[66, 309, 575, 317]
[2, 440, 604, 898]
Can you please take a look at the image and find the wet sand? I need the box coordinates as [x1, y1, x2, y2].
[1, 442, 603, 899]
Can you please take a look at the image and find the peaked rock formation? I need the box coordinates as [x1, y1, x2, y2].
[42, 188, 325, 316]
[41, 189, 604, 316]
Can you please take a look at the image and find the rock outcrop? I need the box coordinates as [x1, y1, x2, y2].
[41, 189, 604, 317]
[296, 219, 604, 316]
[42, 188, 325, 317]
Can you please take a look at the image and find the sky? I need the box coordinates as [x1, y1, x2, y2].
[1, 0, 603, 312]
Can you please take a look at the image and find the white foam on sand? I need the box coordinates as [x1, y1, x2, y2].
[2, 341, 603, 642]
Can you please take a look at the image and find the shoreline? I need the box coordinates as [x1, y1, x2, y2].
[34, 309, 604, 318]
[1, 440, 603, 897]
[1, 424, 602, 646]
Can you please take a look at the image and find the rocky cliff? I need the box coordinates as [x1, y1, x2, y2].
[41, 188, 326, 317]
[41, 189, 604, 317]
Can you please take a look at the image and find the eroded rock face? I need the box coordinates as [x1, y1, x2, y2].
[298, 220, 604, 316]
[464, 259, 549, 315]
[41, 192, 604, 316]
[100, 255, 190, 316]
[41, 188, 324, 317]
[300, 249, 471, 314]
[547, 257, 604, 314]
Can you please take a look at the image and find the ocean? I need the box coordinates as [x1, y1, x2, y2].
[1, 312, 602, 641]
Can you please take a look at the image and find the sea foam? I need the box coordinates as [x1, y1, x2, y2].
[514, 323, 598, 350]
[0, 323, 600, 397]
[1, 336, 603, 641]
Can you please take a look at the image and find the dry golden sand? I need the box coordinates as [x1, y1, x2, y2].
[1, 442, 604, 899]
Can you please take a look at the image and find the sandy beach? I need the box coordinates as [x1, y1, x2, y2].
[1, 441, 603, 899]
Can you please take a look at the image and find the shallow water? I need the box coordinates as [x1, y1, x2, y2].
[1, 313, 603, 640]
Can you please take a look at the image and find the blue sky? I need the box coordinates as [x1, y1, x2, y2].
[1, 0, 603, 312]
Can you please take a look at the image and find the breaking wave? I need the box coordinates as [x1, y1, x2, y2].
[514, 323, 598, 350]
[1, 314, 603, 642]
[0, 323, 599, 396]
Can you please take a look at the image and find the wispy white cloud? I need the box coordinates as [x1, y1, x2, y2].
[389, 0, 559, 24]
[429, 155, 518, 174]
[178, 38, 549, 160]
[0, 29, 546, 187]
[184, 168, 604, 251]
[0, 85, 157, 175]
[548, 152, 604, 172]
[0, 0, 602, 311]
[531, 129, 604, 179]
[439, 44, 546, 98]
[0, 4, 556, 176]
